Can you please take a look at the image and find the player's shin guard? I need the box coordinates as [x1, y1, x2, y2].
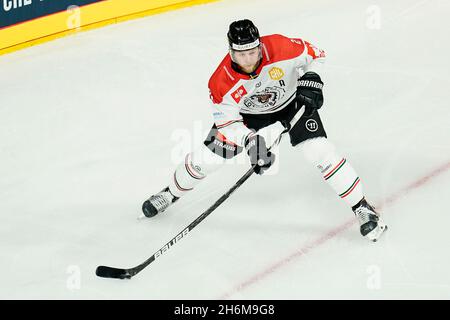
[299, 137, 364, 207]
[318, 153, 363, 206]
[168, 145, 224, 198]
[299, 138, 387, 241]
[142, 146, 225, 218]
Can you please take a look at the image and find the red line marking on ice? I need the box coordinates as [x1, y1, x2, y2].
[218, 161, 450, 299]
[380, 161, 450, 208]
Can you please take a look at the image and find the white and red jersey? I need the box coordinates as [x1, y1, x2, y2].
[208, 34, 326, 146]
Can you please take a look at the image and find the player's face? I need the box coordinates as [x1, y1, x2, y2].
[231, 46, 261, 73]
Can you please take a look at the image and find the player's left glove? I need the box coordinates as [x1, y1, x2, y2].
[244, 134, 275, 175]
[296, 72, 324, 117]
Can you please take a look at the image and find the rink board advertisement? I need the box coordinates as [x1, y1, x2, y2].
[0, 0, 103, 29]
[0, 0, 219, 55]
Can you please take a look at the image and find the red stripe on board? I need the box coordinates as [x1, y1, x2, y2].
[218, 160, 450, 299]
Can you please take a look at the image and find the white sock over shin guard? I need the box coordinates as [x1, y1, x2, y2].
[168, 145, 225, 198]
[299, 137, 364, 207]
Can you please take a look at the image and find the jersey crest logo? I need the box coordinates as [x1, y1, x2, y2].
[231, 85, 248, 103]
[243, 86, 286, 111]
[269, 67, 284, 80]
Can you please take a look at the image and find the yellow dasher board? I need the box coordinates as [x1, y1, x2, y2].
[0, 0, 219, 56]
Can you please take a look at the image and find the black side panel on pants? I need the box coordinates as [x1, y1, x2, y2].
[203, 124, 244, 159]
[287, 109, 327, 146]
[241, 99, 327, 147]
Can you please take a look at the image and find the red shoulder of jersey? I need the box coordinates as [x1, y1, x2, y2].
[261, 34, 325, 62]
[208, 34, 325, 105]
[260, 34, 306, 62]
[208, 54, 240, 105]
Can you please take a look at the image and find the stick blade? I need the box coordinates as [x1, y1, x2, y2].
[96, 266, 131, 279]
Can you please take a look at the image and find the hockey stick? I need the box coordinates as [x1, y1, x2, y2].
[96, 106, 305, 279]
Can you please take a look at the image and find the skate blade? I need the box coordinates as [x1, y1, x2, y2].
[137, 213, 147, 220]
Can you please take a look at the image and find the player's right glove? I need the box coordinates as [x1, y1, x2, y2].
[244, 134, 275, 175]
[296, 71, 324, 117]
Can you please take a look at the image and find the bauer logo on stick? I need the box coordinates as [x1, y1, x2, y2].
[155, 228, 190, 259]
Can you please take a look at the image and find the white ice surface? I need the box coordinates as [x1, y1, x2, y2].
[0, 0, 449, 299]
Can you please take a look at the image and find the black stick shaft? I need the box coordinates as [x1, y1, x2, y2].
[96, 106, 305, 279]
[127, 167, 255, 277]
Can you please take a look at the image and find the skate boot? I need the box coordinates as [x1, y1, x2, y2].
[352, 198, 387, 242]
[142, 187, 179, 218]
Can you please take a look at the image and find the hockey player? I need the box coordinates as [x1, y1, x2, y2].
[142, 19, 387, 241]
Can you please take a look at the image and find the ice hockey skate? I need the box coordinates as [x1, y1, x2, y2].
[352, 198, 387, 242]
[141, 187, 179, 218]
